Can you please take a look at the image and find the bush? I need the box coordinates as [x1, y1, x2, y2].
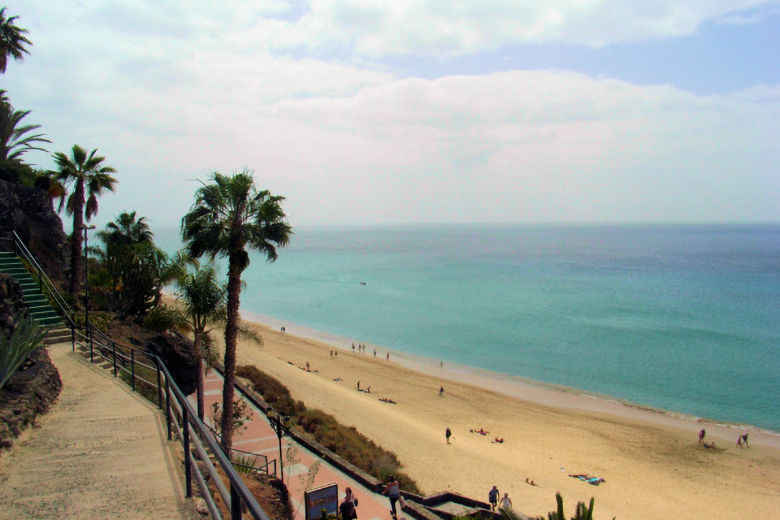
[71, 310, 114, 331]
[237, 364, 420, 493]
[143, 304, 181, 332]
[0, 314, 46, 390]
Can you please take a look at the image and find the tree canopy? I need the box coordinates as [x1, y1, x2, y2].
[0, 8, 32, 73]
[182, 169, 292, 452]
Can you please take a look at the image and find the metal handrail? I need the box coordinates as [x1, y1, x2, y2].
[79, 323, 271, 520]
[10, 231, 75, 326]
[9, 230, 273, 520]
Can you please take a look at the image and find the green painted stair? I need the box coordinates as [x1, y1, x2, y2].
[0, 251, 66, 332]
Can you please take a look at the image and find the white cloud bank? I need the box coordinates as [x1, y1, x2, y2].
[5, 1, 779, 226]
[14, 66, 779, 225]
[271, 0, 778, 56]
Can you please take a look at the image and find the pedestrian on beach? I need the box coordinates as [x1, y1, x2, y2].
[357, 380, 361, 391]
[383, 475, 401, 519]
[373, 348, 376, 357]
[386, 352, 390, 360]
[500, 492, 512, 511]
[446, 427, 452, 444]
[742, 433, 749, 447]
[737, 435, 743, 448]
[488, 485, 499, 511]
[439, 386, 444, 396]
[698, 428, 706, 443]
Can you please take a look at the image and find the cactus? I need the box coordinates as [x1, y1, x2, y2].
[556, 492, 565, 519]
[572, 496, 594, 520]
[534, 493, 601, 520]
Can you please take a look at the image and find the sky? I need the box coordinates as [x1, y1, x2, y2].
[3, 0, 779, 229]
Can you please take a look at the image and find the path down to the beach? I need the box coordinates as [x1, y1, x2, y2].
[0, 342, 190, 520]
[200, 371, 528, 520]
[202, 370, 399, 520]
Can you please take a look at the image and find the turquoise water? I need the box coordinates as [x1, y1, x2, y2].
[157, 224, 780, 431]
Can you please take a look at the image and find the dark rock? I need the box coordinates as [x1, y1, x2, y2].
[0, 176, 68, 281]
[0, 348, 62, 451]
[0, 273, 27, 335]
[144, 333, 197, 396]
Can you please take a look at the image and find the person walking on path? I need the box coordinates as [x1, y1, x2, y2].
[383, 475, 401, 519]
[488, 485, 500, 511]
[446, 427, 452, 444]
[340, 487, 357, 520]
[500, 492, 513, 511]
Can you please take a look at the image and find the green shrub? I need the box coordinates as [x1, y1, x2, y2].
[237, 364, 420, 493]
[143, 304, 182, 332]
[0, 314, 46, 390]
[71, 310, 114, 331]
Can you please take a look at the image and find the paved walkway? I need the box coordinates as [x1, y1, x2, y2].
[0, 342, 191, 520]
[201, 371, 399, 520]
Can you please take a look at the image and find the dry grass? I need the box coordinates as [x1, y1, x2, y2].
[237, 364, 420, 493]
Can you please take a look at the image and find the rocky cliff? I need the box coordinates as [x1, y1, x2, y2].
[0, 176, 68, 281]
[0, 273, 63, 451]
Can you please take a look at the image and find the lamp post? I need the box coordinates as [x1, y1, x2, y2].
[271, 412, 288, 481]
[82, 224, 96, 328]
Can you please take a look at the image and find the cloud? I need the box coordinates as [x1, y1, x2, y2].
[13, 1, 779, 66]
[276, 0, 778, 56]
[22, 65, 778, 225]
[4, 1, 778, 227]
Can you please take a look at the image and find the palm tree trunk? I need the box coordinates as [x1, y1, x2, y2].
[193, 332, 205, 421]
[220, 254, 242, 454]
[69, 180, 85, 295]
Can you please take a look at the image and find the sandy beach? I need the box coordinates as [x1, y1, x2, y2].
[208, 314, 780, 520]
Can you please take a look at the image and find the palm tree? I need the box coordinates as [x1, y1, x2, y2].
[0, 91, 50, 161]
[0, 8, 32, 73]
[53, 145, 117, 295]
[98, 211, 154, 308]
[175, 263, 227, 420]
[181, 170, 291, 452]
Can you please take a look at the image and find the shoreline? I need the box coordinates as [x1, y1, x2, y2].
[193, 300, 780, 519]
[242, 310, 780, 449]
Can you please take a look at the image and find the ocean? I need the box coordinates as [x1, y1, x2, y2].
[156, 223, 780, 432]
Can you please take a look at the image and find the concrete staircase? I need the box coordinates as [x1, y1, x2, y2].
[0, 251, 71, 344]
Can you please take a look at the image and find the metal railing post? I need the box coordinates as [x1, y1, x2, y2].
[112, 341, 117, 377]
[165, 374, 172, 441]
[183, 407, 192, 497]
[89, 325, 94, 363]
[156, 359, 163, 408]
[130, 349, 136, 392]
[230, 483, 242, 520]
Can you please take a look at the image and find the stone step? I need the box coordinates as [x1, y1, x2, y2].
[44, 328, 72, 345]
